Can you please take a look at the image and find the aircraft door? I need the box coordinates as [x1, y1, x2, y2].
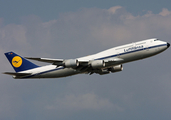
[117, 51, 120, 58]
[144, 43, 149, 51]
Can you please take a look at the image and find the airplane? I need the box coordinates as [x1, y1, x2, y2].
[3, 38, 170, 79]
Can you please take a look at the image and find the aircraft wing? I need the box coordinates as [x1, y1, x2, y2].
[25, 57, 64, 64]
[25, 56, 124, 75]
[25, 57, 124, 69]
[25, 57, 89, 65]
[25, 57, 123, 63]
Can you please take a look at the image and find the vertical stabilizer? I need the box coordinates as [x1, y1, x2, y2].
[4, 52, 39, 72]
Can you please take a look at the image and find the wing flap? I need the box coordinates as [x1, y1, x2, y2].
[104, 57, 124, 62]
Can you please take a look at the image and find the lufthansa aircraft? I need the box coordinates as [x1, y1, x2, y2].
[3, 38, 170, 79]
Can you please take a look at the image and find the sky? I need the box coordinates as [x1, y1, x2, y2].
[0, 0, 171, 120]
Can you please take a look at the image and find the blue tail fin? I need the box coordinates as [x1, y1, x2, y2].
[4, 51, 39, 72]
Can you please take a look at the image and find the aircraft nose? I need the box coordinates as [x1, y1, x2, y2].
[167, 42, 170, 48]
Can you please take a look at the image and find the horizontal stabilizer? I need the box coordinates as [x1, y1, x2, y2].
[3, 72, 31, 76]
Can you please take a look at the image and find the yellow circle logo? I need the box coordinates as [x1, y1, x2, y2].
[12, 56, 22, 68]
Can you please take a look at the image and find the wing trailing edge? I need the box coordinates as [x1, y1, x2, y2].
[25, 57, 64, 63]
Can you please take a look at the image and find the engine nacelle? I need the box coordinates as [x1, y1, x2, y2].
[64, 59, 79, 68]
[109, 65, 123, 73]
[91, 60, 105, 68]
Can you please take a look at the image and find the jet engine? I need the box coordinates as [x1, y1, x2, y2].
[109, 65, 123, 73]
[64, 59, 79, 68]
[91, 60, 105, 68]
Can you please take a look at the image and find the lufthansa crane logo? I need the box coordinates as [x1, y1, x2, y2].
[12, 56, 22, 68]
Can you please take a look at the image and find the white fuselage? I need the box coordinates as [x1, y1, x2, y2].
[18, 38, 169, 79]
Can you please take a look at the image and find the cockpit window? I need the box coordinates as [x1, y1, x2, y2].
[154, 39, 159, 41]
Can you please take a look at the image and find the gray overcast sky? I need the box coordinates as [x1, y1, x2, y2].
[1, 0, 171, 120]
[1, 0, 171, 24]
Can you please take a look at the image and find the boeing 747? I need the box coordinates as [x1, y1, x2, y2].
[3, 38, 170, 79]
